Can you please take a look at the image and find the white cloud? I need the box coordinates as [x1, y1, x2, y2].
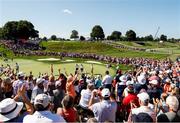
[62, 9, 72, 14]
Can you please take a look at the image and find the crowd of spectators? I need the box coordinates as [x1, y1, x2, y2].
[0, 56, 180, 123]
[0, 40, 180, 122]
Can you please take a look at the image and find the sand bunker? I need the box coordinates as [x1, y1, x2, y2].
[61, 59, 76, 62]
[37, 58, 60, 61]
[85, 61, 102, 64]
[37, 58, 75, 62]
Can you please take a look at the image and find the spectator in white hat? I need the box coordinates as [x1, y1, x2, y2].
[128, 92, 156, 122]
[163, 78, 172, 94]
[147, 79, 161, 103]
[89, 88, 117, 122]
[134, 75, 148, 93]
[13, 71, 25, 96]
[53, 80, 65, 112]
[23, 94, 66, 123]
[0, 98, 23, 122]
[0, 84, 33, 122]
[102, 71, 113, 91]
[31, 78, 45, 103]
[157, 95, 180, 122]
[115, 75, 127, 101]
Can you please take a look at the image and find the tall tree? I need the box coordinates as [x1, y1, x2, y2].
[90, 25, 105, 40]
[2, 20, 39, 40]
[144, 35, 153, 41]
[42, 36, 47, 41]
[111, 31, 122, 40]
[80, 36, 85, 41]
[126, 30, 136, 41]
[70, 30, 79, 39]
[160, 34, 167, 41]
[51, 35, 57, 40]
[3, 21, 18, 40]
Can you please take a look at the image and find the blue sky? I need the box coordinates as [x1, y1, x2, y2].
[0, 0, 179, 38]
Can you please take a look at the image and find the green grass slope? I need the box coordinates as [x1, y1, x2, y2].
[40, 41, 168, 59]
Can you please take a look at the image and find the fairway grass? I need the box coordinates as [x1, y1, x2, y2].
[0, 58, 116, 77]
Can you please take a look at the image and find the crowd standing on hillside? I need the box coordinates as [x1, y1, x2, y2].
[0, 56, 180, 123]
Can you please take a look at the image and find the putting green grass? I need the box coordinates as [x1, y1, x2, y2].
[0, 59, 116, 77]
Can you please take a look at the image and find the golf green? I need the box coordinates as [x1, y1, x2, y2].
[0, 58, 116, 77]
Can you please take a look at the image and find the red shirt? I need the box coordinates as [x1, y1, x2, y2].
[122, 93, 139, 114]
[57, 108, 78, 122]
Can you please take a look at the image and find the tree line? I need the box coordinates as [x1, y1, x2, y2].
[0, 20, 179, 42]
[0, 20, 39, 42]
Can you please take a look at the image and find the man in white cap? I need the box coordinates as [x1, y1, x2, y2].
[23, 94, 66, 123]
[128, 92, 156, 122]
[13, 71, 25, 96]
[31, 78, 45, 103]
[88, 88, 117, 122]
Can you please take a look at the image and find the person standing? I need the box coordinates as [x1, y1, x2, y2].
[15, 63, 19, 74]
[102, 71, 113, 91]
[31, 78, 45, 103]
[23, 94, 66, 123]
[89, 88, 117, 122]
[128, 92, 156, 122]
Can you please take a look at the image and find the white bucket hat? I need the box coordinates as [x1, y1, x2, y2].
[0, 98, 23, 122]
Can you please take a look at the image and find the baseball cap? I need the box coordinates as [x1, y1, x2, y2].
[34, 94, 50, 108]
[17, 72, 25, 77]
[36, 78, 45, 85]
[55, 80, 62, 87]
[101, 88, 110, 97]
[137, 92, 150, 102]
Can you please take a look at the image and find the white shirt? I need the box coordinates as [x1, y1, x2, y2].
[23, 111, 66, 123]
[102, 75, 112, 85]
[79, 89, 92, 108]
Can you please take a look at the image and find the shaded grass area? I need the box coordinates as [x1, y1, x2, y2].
[0, 45, 14, 58]
[40, 41, 168, 59]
